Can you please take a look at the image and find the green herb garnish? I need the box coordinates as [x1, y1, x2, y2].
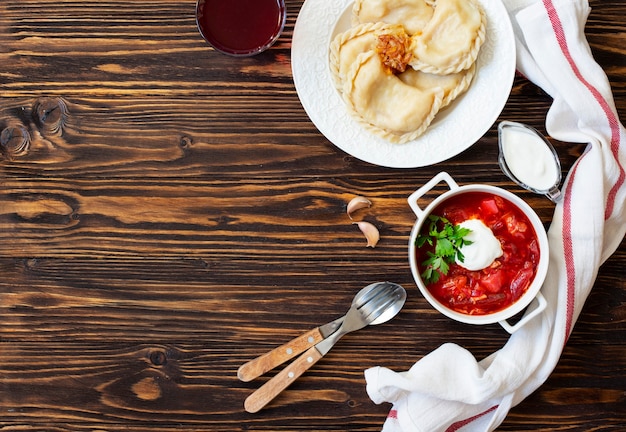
[416, 215, 473, 284]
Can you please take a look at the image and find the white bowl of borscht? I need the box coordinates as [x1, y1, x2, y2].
[408, 172, 549, 333]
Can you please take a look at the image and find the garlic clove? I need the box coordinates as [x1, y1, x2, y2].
[354, 221, 379, 248]
[347, 196, 372, 220]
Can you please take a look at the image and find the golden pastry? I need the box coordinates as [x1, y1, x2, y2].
[399, 62, 476, 108]
[409, 0, 486, 74]
[352, 0, 435, 35]
[329, 0, 486, 143]
[342, 51, 444, 143]
[330, 22, 399, 91]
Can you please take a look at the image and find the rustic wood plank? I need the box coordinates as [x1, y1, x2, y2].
[0, 0, 624, 430]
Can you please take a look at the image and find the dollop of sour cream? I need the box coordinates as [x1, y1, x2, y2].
[500, 126, 559, 191]
[456, 219, 503, 271]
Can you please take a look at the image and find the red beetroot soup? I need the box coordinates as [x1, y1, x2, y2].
[415, 192, 541, 315]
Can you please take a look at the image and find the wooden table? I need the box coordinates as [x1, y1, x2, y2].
[0, 1, 624, 430]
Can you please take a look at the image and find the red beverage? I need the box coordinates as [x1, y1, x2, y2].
[196, 0, 286, 56]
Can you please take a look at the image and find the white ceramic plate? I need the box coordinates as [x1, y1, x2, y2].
[291, 0, 516, 168]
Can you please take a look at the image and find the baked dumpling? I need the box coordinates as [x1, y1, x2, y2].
[409, 0, 486, 74]
[342, 51, 444, 143]
[352, 0, 434, 35]
[330, 22, 398, 91]
[399, 62, 476, 108]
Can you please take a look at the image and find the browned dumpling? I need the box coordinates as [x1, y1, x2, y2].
[342, 51, 444, 143]
[409, 0, 486, 74]
[352, 0, 435, 36]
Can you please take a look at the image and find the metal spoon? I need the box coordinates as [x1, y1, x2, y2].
[243, 281, 407, 413]
[238, 281, 406, 382]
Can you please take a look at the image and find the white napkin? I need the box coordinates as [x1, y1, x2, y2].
[364, 0, 626, 430]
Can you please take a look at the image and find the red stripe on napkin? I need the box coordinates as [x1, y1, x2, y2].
[543, 0, 625, 217]
[444, 405, 498, 432]
[562, 159, 579, 342]
[543, 0, 625, 340]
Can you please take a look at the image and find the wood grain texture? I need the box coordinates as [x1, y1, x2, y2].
[0, 0, 624, 430]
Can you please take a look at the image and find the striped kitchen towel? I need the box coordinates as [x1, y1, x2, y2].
[364, 0, 626, 430]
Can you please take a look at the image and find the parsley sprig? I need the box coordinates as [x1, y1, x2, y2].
[416, 215, 473, 284]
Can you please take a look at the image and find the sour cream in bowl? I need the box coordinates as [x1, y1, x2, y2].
[408, 172, 549, 333]
[498, 121, 562, 202]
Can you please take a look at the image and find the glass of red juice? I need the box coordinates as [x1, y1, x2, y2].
[196, 0, 286, 56]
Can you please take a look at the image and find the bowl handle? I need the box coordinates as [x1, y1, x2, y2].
[407, 172, 458, 218]
[498, 291, 547, 334]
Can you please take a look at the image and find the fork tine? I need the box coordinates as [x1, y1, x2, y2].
[355, 282, 395, 309]
[353, 282, 387, 307]
[362, 286, 404, 318]
[359, 288, 399, 320]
